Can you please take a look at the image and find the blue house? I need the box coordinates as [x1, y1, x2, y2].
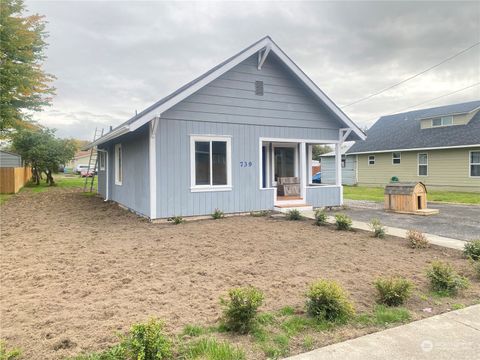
[86, 36, 365, 219]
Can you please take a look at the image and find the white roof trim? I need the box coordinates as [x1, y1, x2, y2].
[90, 37, 366, 147]
[416, 106, 480, 120]
[347, 144, 480, 155]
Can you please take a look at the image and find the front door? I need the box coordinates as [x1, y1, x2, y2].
[273, 146, 296, 186]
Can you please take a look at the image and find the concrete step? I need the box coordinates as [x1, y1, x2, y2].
[274, 205, 313, 213]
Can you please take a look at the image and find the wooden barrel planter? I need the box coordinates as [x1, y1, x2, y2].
[384, 182, 439, 215]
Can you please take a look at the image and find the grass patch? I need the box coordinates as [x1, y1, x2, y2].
[0, 194, 13, 205]
[256, 312, 276, 325]
[182, 324, 205, 337]
[356, 305, 411, 326]
[278, 306, 295, 316]
[302, 335, 314, 351]
[343, 186, 480, 205]
[182, 338, 245, 360]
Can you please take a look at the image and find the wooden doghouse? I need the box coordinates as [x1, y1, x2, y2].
[384, 182, 439, 215]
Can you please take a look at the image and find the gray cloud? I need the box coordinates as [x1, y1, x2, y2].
[26, 0, 480, 139]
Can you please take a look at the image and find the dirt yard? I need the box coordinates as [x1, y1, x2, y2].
[1, 188, 479, 359]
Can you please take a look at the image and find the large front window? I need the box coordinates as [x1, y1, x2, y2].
[470, 151, 480, 177]
[191, 136, 231, 191]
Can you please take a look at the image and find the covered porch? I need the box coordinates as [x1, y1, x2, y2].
[259, 134, 350, 210]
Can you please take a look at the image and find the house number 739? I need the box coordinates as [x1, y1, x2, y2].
[240, 161, 253, 167]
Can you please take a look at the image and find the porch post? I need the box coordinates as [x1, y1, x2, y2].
[300, 142, 306, 199]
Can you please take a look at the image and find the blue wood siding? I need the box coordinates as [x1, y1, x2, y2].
[320, 156, 357, 185]
[306, 186, 342, 207]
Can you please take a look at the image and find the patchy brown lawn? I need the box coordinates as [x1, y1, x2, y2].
[1, 188, 479, 359]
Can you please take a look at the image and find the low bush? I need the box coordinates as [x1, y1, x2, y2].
[250, 210, 269, 217]
[121, 318, 173, 360]
[368, 218, 386, 238]
[314, 209, 327, 226]
[286, 209, 302, 220]
[305, 279, 355, 322]
[211, 209, 225, 220]
[374, 277, 413, 306]
[407, 229, 429, 249]
[426, 261, 469, 296]
[464, 239, 480, 261]
[0, 340, 21, 360]
[169, 216, 185, 225]
[220, 287, 264, 334]
[334, 213, 352, 231]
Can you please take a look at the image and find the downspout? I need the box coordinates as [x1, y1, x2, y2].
[97, 148, 109, 201]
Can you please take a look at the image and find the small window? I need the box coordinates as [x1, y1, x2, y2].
[368, 155, 375, 165]
[432, 116, 453, 127]
[418, 153, 428, 176]
[470, 151, 480, 177]
[99, 152, 105, 171]
[341, 155, 346, 168]
[191, 136, 231, 190]
[255, 81, 264, 96]
[392, 152, 401, 165]
[115, 144, 122, 185]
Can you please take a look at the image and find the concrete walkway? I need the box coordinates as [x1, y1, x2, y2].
[285, 305, 480, 360]
[301, 211, 466, 250]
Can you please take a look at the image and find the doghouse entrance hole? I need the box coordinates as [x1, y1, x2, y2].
[417, 196, 422, 210]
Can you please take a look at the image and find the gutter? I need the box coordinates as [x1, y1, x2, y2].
[82, 125, 130, 150]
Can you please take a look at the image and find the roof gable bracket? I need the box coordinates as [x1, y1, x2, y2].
[339, 128, 352, 142]
[257, 45, 271, 70]
[150, 114, 160, 138]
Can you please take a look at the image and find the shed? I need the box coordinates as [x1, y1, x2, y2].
[384, 182, 438, 215]
[0, 150, 22, 168]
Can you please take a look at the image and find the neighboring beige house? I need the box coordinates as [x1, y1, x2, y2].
[347, 101, 480, 192]
[67, 150, 96, 172]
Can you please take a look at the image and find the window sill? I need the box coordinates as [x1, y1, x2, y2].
[115, 182, 122, 186]
[190, 186, 232, 193]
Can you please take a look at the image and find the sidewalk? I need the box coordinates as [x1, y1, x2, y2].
[285, 304, 480, 360]
[300, 211, 466, 250]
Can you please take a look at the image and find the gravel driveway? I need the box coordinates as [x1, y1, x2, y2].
[342, 200, 480, 241]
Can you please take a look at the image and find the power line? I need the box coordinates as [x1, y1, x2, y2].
[341, 41, 480, 108]
[393, 82, 480, 114]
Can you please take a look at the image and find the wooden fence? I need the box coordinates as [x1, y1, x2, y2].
[0, 167, 32, 194]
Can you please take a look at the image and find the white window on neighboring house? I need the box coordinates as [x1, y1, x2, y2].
[99, 152, 105, 171]
[418, 153, 428, 176]
[341, 155, 346, 168]
[470, 151, 480, 177]
[368, 155, 375, 165]
[432, 116, 453, 127]
[392, 152, 401, 165]
[115, 144, 122, 185]
[190, 135, 232, 191]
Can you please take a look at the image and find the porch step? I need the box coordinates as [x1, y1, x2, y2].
[274, 204, 313, 213]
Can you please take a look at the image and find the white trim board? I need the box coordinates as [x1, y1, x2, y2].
[348, 144, 480, 155]
[85, 36, 365, 149]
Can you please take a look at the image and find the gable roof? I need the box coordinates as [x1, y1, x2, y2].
[86, 36, 365, 149]
[347, 100, 480, 154]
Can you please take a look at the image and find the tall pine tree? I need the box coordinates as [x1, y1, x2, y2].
[0, 0, 55, 137]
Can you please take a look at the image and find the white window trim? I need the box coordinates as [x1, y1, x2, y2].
[417, 153, 428, 177]
[190, 135, 232, 192]
[392, 152, 401, 165]
[115, 143, 122, 185]
[99, 152, 106, 171]
[368, 155, 375, 165]
[469, 150, 480, 178]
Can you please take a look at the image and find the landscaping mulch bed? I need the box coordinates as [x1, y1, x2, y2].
[1, 188, 479, 359]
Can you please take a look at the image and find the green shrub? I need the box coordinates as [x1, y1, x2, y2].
[286, 209, 302, 220]
[182, 338, 245, 360]
[334, 213, 352, 231]
[426, 261, 469, 296]
[374, 277, 413, 306]
[407, 229, 429, 249]
[0, 340, 21, 360]
[314, 209, 328, 226]
[464, 239, 480, 261]
[121, 318, 173, 360]
[220, 287, 264, 333]
[211, 209, 224, 220]
[368, 218, 386, 238]
[169, 216, 185, 225]
[305, 279, 355, 322]
[470, 259, 480, 280]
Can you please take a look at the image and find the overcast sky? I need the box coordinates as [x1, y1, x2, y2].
[26, 0, 480, 140]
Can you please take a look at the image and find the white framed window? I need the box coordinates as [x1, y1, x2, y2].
[368, 155, 375, 165]
[470, 151, 480, 177]
[341, 155, 346, 168]
[99, 152, 105, 171]
[432, 116, 453, 127]
[115, 144, 122, 185]
[190, 135, 231, 191]
[392, 152, 401, 165]
[418, 153, 428, 176]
